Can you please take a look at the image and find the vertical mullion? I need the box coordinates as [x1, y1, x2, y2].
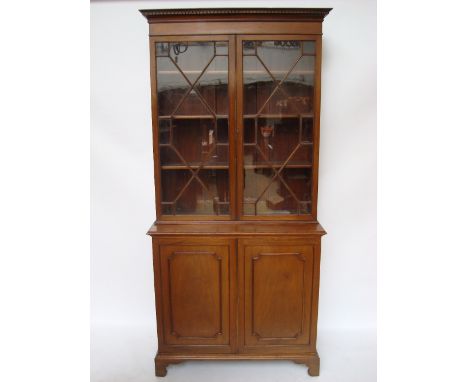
[228, 35, 238, 220]
[235, 36, 244, 219]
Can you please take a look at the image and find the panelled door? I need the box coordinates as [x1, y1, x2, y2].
[155, 238, 236, 352]
[238, 238, 319, 352]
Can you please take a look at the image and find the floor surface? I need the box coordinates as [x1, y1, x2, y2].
[91, 323, 375, 382]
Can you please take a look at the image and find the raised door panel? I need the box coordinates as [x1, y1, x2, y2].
[239, 238, 317, 352]
[157, 240, 234, 350]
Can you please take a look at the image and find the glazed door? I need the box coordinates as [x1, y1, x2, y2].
[156, 239, 236, 352]
[236, 36, 321, 220]
[238, 238, 319, 352]
[151, 35, 236, 220]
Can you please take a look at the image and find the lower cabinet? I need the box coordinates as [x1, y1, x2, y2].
[152, 236, 321, 376]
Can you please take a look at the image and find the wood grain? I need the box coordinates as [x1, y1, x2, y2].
[142, 7, 331, 377]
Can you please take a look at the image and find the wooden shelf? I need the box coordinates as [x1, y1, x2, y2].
[158, 70, 313, 75]
[244, 114, 313, 119]
[161, 164, 229, 170]
[159, 115, 228, 120]
[161, 163, 311, 170]
[244, 162, 312, 169]
[158, 70, 229, 75]
[159, 114, 312, 120]
[159, 113, 314, 119]
[244, 70, 314, 75]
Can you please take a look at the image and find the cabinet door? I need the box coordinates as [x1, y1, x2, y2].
[151, 35, 236, 220]
[238, 238, 319, 352]
[236, 36, 321, 220]
[155, 239, 236, 352]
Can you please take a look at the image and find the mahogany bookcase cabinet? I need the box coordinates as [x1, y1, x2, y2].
[140, 8, 332, 377]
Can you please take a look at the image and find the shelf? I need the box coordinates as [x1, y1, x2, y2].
[159, 115, 228, 120]
[244, 70, 314, 75]
[158, 70, 228, 75]
[244, 114, 313, 119]
[160, 143, 229, 148]
[159, 114, 312, 120]
[161, 164, 229, 170]
[244, 162, 312, 169]
[161, 163, 311, 170]
[158, 70, 313, 75]
[244, 142, 313, 147]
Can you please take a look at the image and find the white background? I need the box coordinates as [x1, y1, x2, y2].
[91, 1, 376, 381]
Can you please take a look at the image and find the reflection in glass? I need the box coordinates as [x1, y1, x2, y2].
[161, 169, 229, 215]
[243, 168, 312, 215]
[159, 118, 228, 167]
[302, 41, 316, 55]
[242, 40, 315, 215]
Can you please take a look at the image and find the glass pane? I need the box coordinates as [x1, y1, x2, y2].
[169, 42, 214, 84]
[156, 42, 169, 56]
[159, 119, 171, 144]
[286, 55, 314, 113]
[156, 56, 187, 116]
[161, 169, 229, 215]
[156, 40, 230, 216]
[303, 41, 316, 55]
[301, 117, 313, 143]
[159, 118, 228, 167]
[243, 41, 256, 55]
[243, 168, 312, 215]
[256, 41, 301, 82]
[242, 40, 315, 216]
[217, 119, 229, 143]
[215, 41, 228, 56]
[195, 56, 229, 115]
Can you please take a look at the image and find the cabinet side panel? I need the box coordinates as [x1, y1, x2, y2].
[152, 238, 165, 348]
[310, 240, 321, 349]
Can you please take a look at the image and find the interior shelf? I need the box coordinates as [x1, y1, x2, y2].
[244, 114, 313, 119]
[158, 114, 311, 120]
[161, 164, 229, 170]
[161, 163, 312, 170]
[159, 115, 229, 120]
[244, 162, 312, 169]
[158, 70, 313, 75]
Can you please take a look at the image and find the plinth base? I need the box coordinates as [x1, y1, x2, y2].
[154, 352, 320, 377]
